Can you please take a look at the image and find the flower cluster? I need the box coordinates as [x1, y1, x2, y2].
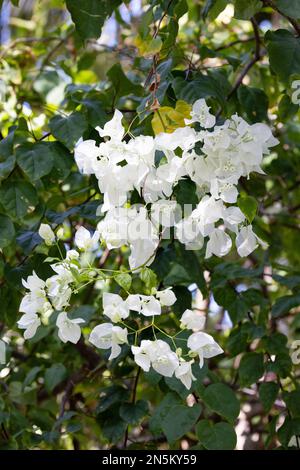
[18, 100, 278, 388]
[75, 100, 277, 268]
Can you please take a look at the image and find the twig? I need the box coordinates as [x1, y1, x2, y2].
[263, 0, 300, 36]
[0, 36, 62, 60]
[215, 37, 256, 51]
[217, 17, 262, 117]
[153, 0, 174, 39]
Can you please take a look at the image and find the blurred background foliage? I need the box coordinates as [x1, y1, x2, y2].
[0, 0, 300, 450]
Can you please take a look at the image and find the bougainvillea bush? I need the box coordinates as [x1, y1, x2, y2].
[0, 0, 300, 451]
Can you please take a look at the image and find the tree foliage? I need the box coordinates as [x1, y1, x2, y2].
[0, 0, 300, 451]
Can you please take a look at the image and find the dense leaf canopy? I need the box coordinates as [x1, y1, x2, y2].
[0, 0, 300, 451]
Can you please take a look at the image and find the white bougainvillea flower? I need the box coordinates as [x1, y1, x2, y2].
[66, 249, 80, 260]
[89, 323, 128, 360]
[222, 206, 245, 233]
[126, 294, 161, 316]
[17, 312, 41, 339]
[74, 139, 100, 175]
[128, 237, 158, 271]
[74, 226, 100, 251]
[96, 109, 125, 141]
[180, 309, 205, 331]
[155, 288, 177, 307]
[185, 98, 216, 128]
[56, 311, 84, 344]
[192, 196, 224, 237]
[103, 292, 129, 323]
[151, 199, 180, 228]
[132, 339, 179, 377]
[205, 228, 232, 258]
[126, 135, 155, 167]
[22, 270, 45, 292]
[155, 126, 197, 153]
[210, 178, 239, 204]
[187, 331, 223, 368]
[131, 340, 152, 372]
[175, 360, 196, 389]
[20, 272, 48, 316]
[143, 168, 173, 203]
[175, 217, 204, 251]
[148, 340, 179, 377]
[38, 223, 55, 246]
[236, 225, 267, 257]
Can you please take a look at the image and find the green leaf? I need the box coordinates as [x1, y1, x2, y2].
[196, 420, 237, 450]
[259, 382, 279, 413]
[266, 30, 300, 83]
[0, 132, 15, 180]
[96, 385, 129, 414]
[278, 95, 299, 121]
[283, 391, 300, 418]
[277, 417, 300, 447]
[0, 214, 15, 248]
[119, 400, 149, 424]
[237, 86, 268, 123]
[0, 180, 38, 219]
[23, 367, 42, 389]
[274, 0, 300, 18]
[272, 294, 300, 318]
[16, 229, 41, 254]
[135, 35, 163, 57]
[16, 142, 54, 180]
[202, 383, 240, 423]
[239, 352, 265, 387]
[0, 154, 15, 181]
[202, 0, 228, 20]
[101, 415, 127, 443]
[49, 112, 88, 150]
[172, 70, 231, 106]
[233, 0, 262, 19]
[107, 63, 143, 99]
[149, 392, 180, 435]
[227, 325, 250, 356]
[48, 142, 73, 179]
[237, 195, 258, 223]
[140, 267, 157, 290]
[44, 364, 67, 392]
[161, 403, 202, 443]
[114, 273, 132, 292]
[66, 0, 122, 40]
[82, 94, 107, 128]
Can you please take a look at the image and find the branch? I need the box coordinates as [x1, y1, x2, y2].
[217, 18, 262, 117]
[263, 0, 300, 36]
[226, 18, 261, 101]
[215, 36, 256, 51]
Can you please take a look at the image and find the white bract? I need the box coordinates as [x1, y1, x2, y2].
[89, 323, 128, 360]
[56, 312, 84, 344]
[175, 360, 196, 389]
[75, 226, 100, 251]
[132, 339, 179, 377]
[187, 332, 224, 368]
[17, 312, 41, 339]
[103, 293, 129, 323]
[38, 223, 55, 246]
[155, 288, 177, 307]
[236, 225, 267, 257]
[126, 294, 161, 316]
[185, 98, 216, 128]
[18, 100, 277, 388]
[180, 309, 205, 331]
